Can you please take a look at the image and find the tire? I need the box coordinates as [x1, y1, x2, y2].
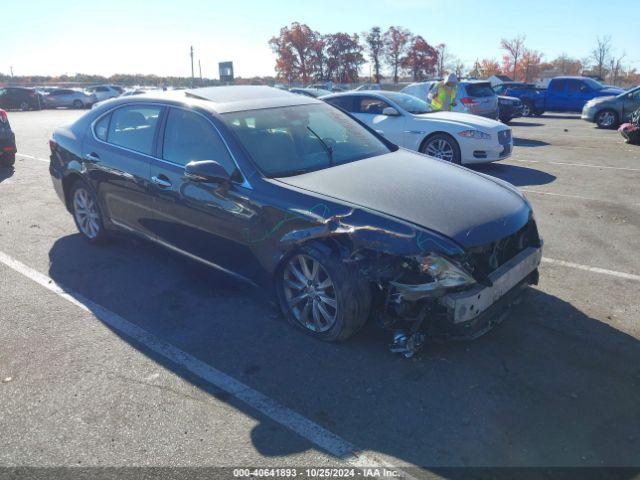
[1, 153, 15, 168]
[420, 133, 462, 165]
[533, 109, 545, 116]
[19, 101, 30, 111]
[69, 179, 108, 244]
[500, 116, 512, 124]
[276, 242, 371, 342]
[521, 101, 533, 117]
[596, 109, 618, 129]
[72, 100, 84, 109]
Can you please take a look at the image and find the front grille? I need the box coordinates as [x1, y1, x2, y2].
[468, 218, 540, 274]
[497, 129, 512, 145]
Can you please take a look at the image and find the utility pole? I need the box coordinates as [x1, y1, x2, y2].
[10, 66, 14, 78]
[190, 46, 195, 88]
[198, 59, 202, 86]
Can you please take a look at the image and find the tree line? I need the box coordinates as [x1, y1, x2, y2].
[270, 23, 443, 85]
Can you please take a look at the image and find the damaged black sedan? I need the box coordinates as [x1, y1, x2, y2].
[49, 86, 542, 355]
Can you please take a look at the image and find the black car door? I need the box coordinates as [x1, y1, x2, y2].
[148, 107, 262, 283]
[81, 104, 162, 237]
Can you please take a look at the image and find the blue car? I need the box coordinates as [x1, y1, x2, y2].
[495, 77, 624, 117]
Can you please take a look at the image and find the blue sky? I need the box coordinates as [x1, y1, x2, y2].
[3, 0, 639, 78]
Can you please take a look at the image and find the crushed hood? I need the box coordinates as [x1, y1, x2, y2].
[276, 150, 531, 248]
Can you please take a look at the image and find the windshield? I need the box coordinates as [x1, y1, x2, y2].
[583, 78, 604, 90]
[223, 103, 392, 177]
[379, 92, 430, 114]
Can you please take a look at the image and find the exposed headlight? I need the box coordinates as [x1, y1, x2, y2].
[419, 254, 476, 288]
[458, 129, 491, 140]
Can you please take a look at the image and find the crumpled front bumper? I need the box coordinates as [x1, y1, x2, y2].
[389, 246, 542, 339]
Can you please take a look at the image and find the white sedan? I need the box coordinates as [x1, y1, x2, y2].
[322, 91, 513, 165]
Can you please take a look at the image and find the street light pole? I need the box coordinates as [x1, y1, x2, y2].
[190, 46, 195, 88]
[199, 59, 202, 86]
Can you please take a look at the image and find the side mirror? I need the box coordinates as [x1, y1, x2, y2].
[382, 107, 400, 116]
[185, 160, 230, 183]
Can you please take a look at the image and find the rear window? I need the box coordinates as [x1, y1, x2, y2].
[465, 83, 495, 97]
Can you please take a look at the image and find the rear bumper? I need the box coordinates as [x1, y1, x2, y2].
[0, 134, 16, 156]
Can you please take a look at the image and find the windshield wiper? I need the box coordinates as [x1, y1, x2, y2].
[307, 126, 333, 166]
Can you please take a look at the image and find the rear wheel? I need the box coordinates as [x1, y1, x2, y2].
[72, 99, 84, 109]
[1, 153, 15, 168]
[521, 101, 533, 117]
[70, 180, 108, 243]
[19, 101, 30, 111]
[596, 109, 618, 129]
[276, 243, 371, 342]
[421, 133, 461, 164]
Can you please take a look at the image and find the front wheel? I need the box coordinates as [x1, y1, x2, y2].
[421, 133, 462, 164]
[521, 101, 533, 117]
[72, 100, 84, 109]
[19, 101, 30, 111]
[276, 243, 371, 342]
[70, 180, 108, 243]
[596, 109, 618, 129]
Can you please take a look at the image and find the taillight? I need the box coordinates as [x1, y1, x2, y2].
[460, 97, 476, 105]
[0, 110, 7, 123]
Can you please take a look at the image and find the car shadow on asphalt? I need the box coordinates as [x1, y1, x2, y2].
[47, 233, 640, 474]
[472, 163, 556, 187]
[507, 121, 544, 128]
[514, 138, 550, 148]
[0, 166, 15, 183]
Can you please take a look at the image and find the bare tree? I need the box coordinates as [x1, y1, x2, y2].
[591, 36, 612, 80]
[608, 51, 625, 85]
[500, 35, 526, 80]
[435, 44, 453, 78]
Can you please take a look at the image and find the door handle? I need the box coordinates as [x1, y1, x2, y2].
[151, 175, 172, 188]
[85, 152, 100, 162]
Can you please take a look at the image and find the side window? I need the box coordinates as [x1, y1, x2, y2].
[355, 97, 391, 115]
[162, 108, 236, 174]
[326, 96, 354, 112]
[550, 80, 566, 92]
[96, 86, 109, 92]
[107, 105, 161, 155]
[567, 80, 582, 93]
[94, 113, 111, 141]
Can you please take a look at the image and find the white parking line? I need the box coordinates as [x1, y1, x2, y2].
[516, 159, 640, 172]
[542, 257, 640, 282]
[521, 189, 601, 202]
[16, 153, 48, 162]
[0, 250, 417, 478]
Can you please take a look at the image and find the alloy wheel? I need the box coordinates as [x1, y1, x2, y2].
[283, 254, 338, 333]
[73, 188, 101, 239]
[598, 111, 615, 128]
[425, 138, 455, 162]
[522, 103, 531, 117]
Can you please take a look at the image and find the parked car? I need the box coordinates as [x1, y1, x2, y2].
[401, 80, 500, 119]
[0, 109, 16, 167]
[289, 87, 333, 98]
[85, 85, 123, 102]
[323, 91, 513, 165]
[499, 77, 624, 117]
[91, 88, 158, 109]
[493, 82, 541, 117]
[498, 95, 524, 123]
[43, 89, 97, 109]
[581, 85, 640, 128]
[0, 86, 43, 111]
[49, 86, 541, 351]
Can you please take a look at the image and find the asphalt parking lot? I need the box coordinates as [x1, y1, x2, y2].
[1, 109, 640, 476]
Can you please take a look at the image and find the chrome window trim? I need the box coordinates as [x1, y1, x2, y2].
[90, 101, 252, 189]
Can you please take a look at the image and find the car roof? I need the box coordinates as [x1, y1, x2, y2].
[184, 86, 319, 113]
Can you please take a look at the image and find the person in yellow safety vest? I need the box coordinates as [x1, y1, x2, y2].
[430, 73, 459, 111]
